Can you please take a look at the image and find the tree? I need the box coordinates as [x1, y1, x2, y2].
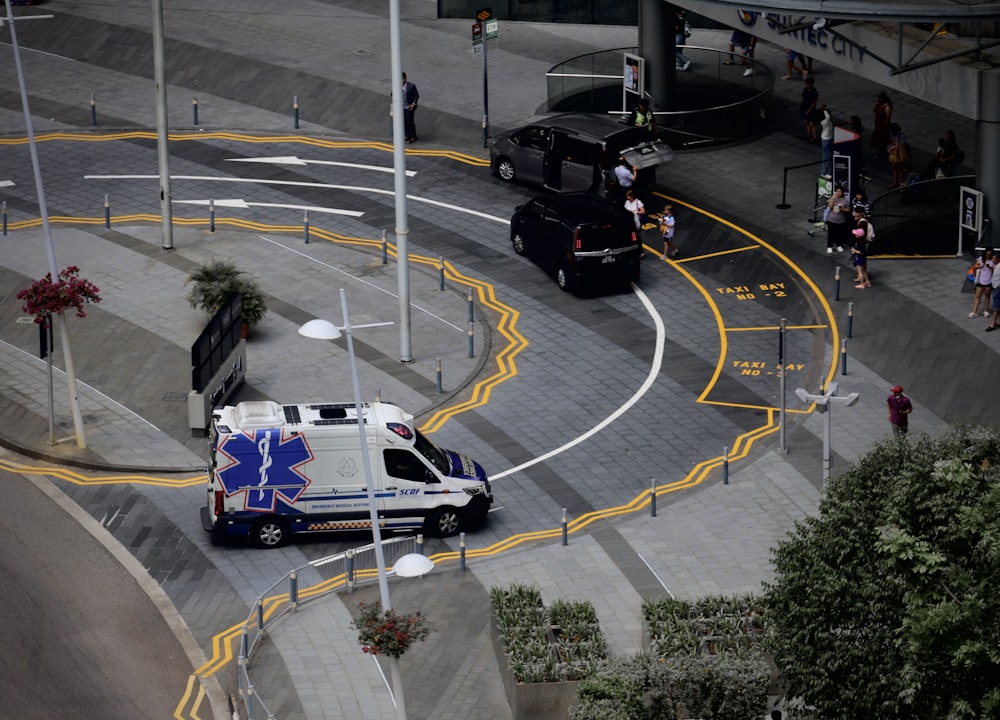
[764, 426, 1000, 719]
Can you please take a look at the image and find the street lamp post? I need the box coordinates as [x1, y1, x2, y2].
[299, 289, 420, 719]
[794, 381, 860, 484]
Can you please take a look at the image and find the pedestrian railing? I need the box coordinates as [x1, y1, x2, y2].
[236, 535, 418, 719]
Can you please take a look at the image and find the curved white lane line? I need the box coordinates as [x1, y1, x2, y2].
[84, 174, 511, 224]
[491, 284, 664, 481]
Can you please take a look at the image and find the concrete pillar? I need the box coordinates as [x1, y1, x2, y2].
[977, 68, 1000, 250]
[639, 0, 672, 109]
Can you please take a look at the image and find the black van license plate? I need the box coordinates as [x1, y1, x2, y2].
[602, 256, 617, 263]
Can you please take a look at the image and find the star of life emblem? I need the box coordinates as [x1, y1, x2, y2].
[216, 428, 313, 512]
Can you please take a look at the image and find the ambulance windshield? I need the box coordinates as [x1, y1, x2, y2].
[413, 430, 449, 474]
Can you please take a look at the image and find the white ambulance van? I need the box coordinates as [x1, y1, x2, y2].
[200, 400, 492, 548]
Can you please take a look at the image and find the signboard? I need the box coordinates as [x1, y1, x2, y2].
[623, 53, 643, 96]
[831, 153, 851, 197]
[472, 21, 483, 45]
[960, 186, 983, 233]
[485, 18, 498, 39]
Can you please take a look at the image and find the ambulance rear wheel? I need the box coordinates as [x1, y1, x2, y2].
[251, 517, 289, 548]
[426, 507, 462, 537]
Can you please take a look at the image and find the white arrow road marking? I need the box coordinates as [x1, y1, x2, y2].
[172, 199, 363, 217]
[227, 156, 417, 177]
[0, 180, 15, 187]
[85, 175, 510, 224]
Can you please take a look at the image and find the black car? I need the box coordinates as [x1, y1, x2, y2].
[510, 194, 642, 293]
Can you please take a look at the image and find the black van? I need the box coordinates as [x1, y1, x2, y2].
[491, 113, 672, 197]
[510, 194, 642, 293]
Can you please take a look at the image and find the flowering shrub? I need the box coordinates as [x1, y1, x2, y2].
[17, 266, 101, 326]
[351, 601, 429, 659]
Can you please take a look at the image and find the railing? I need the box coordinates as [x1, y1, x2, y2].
[545, 46, 775, 149]
[236, 535, 418, 719]
[867, 174, 976, 255]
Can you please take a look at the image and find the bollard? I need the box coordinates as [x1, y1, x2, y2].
[90, 93, 97, 126]
[840, 338, 848, 376]
[723, 446, 730, 485]
[192, 97, 199, 126]
[416, 533, 424, 556]
[241, 626, 250, 658]
[293, 95, 300, 129]
[847, 301, 854, 338]
[303, 210, 310, 244]
[467, 288, 474, 324]
[459, 532, 467, 571]
[834, 266, 841, 302]
[561, 508, 568, 546]
[468, 322, 475, 358]
[435, 358, 443, 394]
[649, 478, 657, 517]
[381, 230, 388, 264]
[289, 570, 298, 610]
[104, 194, 111, 229]
[374, 388, 381, 403]
[439, 256, 445, 291]
[256, 600, 265, 632]
[346, 548, 355, 591]
[1, 201, 6, 236]
[208, 199, 215, 233]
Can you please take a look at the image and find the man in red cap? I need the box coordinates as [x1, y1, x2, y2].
[887, 385, 912, 436]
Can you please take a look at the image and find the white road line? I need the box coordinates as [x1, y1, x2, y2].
[256, 235, 465, 333]
[173, 198, 364, 217]
[491, 284, 664, 480]
[637, 552, 675, 599]
[227, 156, 417, 177]
[0, 180, 14, 188]
[84, 174, 512, 225]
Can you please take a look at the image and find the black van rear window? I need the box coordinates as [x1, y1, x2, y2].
[578, 221, 634, 251]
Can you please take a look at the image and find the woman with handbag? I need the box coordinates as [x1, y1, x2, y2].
[969, 249, 995, 318]
[886, 122, 909, 188]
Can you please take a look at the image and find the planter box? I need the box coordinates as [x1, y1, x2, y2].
[491, 615, 580, 720]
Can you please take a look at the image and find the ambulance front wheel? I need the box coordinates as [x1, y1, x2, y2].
[426, 507, 462, 537]
[251, 517, 290, 548]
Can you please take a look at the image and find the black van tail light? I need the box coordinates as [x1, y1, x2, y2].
[631, 231, 638, 244]
[214, 490, 225, 516]
[574, 228, 582, 250]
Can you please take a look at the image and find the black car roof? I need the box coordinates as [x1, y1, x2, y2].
[530, 193, 633, 222]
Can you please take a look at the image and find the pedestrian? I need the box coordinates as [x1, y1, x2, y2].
[628, 97, 657, 133]
[872, 92, 892, 157]
[675, 10, 691, 71]
[740, 35, 757, 76]
[401, 72, 419, 143]
[886, 122, 909, 188]
[624, 189, 647, 231]
[986, 262, 1000, 332]
[660, 204, 679, 259]
[968, 248, 995, 318]
[612, 155, 636, 204]
[800, 77, 819, 143]
[724, 30, 749, 64]
[819, 104, 834, 177]
[782, 48, 807, 79]
[825, 186, 850, 254]
[851, 189, 870, 217]
[887, 385, 912, 437]
[851, 208, 872, 288]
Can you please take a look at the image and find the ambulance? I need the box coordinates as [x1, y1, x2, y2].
[201, 400, 492, 548]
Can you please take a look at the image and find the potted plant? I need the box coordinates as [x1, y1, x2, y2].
[185, 259, 268, 332]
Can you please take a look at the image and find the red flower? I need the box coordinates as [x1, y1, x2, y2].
[17, 266, 101, 327]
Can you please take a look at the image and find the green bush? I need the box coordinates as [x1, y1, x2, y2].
[185, 258, 268, 327]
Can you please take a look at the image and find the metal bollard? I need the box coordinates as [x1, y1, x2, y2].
[346, 548, 355, 591]
[435, 358, 443, 393]
[381, 230, 388, 264]
[459, 532, 467, 571]
[374, 388, 381, 403]
[289, 570, 298, 610]
[649, 478, 657, 517]
[847, 301, 854, 338]
[241, 626, 250, 658]
[293, 95, 300, 129]
[561, 508, 568, 546]
[834, 266, 841, 302]
[192, 97, 199, 125]
[208, 199, 215, 233]
[439, 256, 445, 291]
[256, 601, 265, 632]
[90, 93, 97, 126]
[468, 322, 475, 358]
[303, 210, 310, 244]
[723, 446, 730, 485]
[104, 194, 110, 229]
[840, 338, 848, 375]
[416, 533, 424, 556]
[1, 201, 6, 236]
[468, 288, 474, 324]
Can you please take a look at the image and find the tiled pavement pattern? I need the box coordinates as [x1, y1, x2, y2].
[0, 2, 994, 718]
